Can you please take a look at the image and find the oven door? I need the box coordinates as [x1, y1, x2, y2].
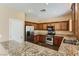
[46, 37, 53, 45]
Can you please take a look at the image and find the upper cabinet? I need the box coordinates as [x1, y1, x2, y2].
[25, 21, 38, 30]
[54, 22, 61, 30]
[54, 21, 69, 31]
[38, 23, 43, 30]
[43, 23, 48, 30]
[25, 21, 69, 31]
[61, 21, 69, 31]
[33, 23, 38, 30]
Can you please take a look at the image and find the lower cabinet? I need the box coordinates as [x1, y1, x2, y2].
[34, 35, 45, 43]
[53, 36, 63, 46]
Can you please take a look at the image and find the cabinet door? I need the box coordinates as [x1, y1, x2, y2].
[53, 36, 63, 46]
[33, 23, 38, 30]
[43, 24, 48, 30]
[55, 23, 61, 30]
[39, 35, 45, 43]
[47, 23, 51, 26]
[26, 22, 31, 26]
[34, 35, 38, 43]
[61, 22, 68, 31]
[51, 23, 55, 27]
[53, 36, 58, 46]
[38, 24, 43, 30]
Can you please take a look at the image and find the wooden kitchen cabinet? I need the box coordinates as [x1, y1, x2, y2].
[54, 22, 69, 31]
[25, 21, 38, 30]
[25, 21, 69, 31]
[43, 24, 48, 30]
[54, 23, 61, 30]
[51, 23, 55, 27]
[47, 23, 51, 26]
[33, 23, 38, 30]
[34, 35, 45, 43]
[38, 24, 43, 30]
[61, 22, 69, 31]
[39, 35, 45, 42]
[53, 36, 63, 47]
[26, 22, 31, 26]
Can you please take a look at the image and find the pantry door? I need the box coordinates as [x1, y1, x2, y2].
[9, 18, 24, 43]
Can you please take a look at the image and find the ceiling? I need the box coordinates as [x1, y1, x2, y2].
[1, 3, 72, 19]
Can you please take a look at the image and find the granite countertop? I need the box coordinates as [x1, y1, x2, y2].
[58, 40, 79, 56]
[1, 40, 79, 56]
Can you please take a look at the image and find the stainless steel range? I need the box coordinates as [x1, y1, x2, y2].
[46, 35, 54, 45]
[46, 26, 55, 45]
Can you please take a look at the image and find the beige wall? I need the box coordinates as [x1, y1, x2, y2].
[0, 5, 25, 42]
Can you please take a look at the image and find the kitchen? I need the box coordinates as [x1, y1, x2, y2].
[25, 20, 74, 51]
[0, 3, 79, 56]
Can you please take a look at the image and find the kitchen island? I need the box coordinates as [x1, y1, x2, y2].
[0, 40, 78, 56]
